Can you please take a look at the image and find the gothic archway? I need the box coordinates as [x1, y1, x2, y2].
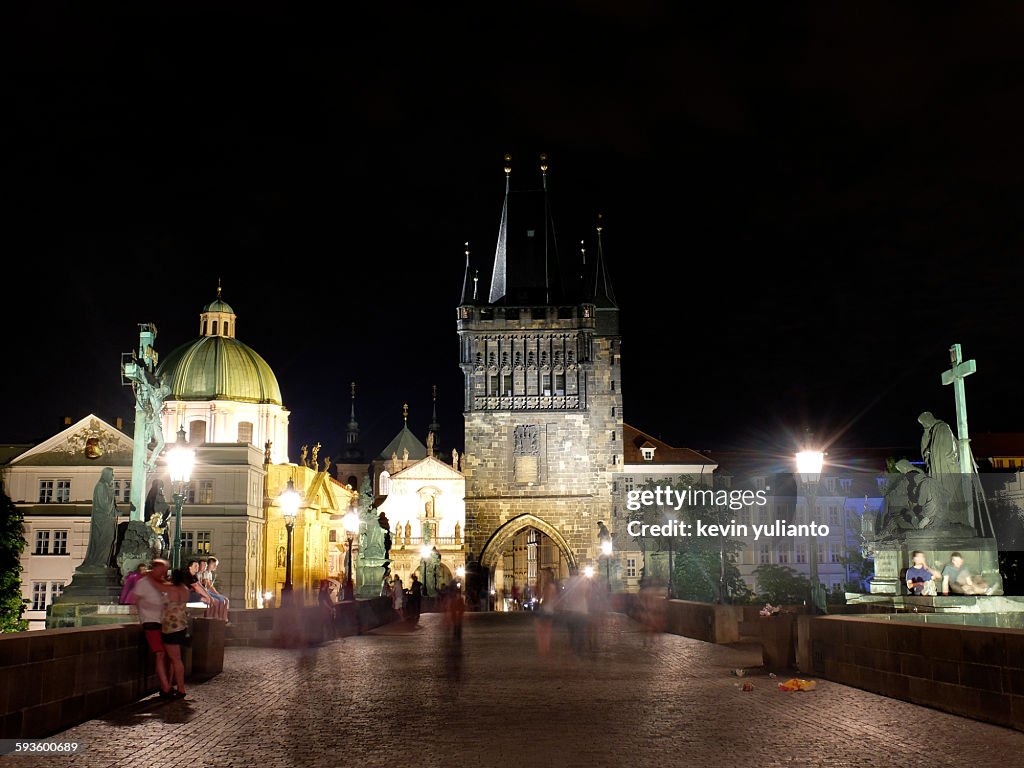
[478, 514, 578, 572]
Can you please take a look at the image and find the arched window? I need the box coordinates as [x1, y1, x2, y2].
[379, 470, 391, 496]
[211, 320, 219, 336]
[189, 420, 207, 445]
[237, 422, 253, 445]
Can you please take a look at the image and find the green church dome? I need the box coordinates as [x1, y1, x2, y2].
[157, 336, 283, 405]
[202, 298, 236, 314]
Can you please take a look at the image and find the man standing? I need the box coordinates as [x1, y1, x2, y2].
[133, 558, 173, 698]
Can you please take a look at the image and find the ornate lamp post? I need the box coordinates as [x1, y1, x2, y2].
[166, 427, 195, 571]
[796, 449, 825, 613]
[420, 544, 431, 596]
[343, 509, 359, 601]
[279, 478, 301, 602]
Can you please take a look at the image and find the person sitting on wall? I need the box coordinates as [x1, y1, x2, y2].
[905, 550, 940, 595]
[941, 552, 992, 595]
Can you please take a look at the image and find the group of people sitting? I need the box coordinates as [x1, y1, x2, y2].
[905, 550, 993, 596]
[122, 556, 230, 620]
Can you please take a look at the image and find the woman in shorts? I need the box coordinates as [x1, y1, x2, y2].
[161, 568, 191, 698]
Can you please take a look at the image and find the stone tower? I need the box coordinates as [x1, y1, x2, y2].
[458, 155, 622, 587]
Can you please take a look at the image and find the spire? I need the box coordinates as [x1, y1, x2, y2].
[428, 384, 441, 451]
[592, 213, 617, 308]
[344, 381, 361, 458]
[488, 154, 511, 303]
[460, 242, 472, 304]
[216, 277, 222, 300]
[403, 402, 409, 424]
[541, 153, 552, 304]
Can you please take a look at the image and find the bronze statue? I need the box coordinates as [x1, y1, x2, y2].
[81, 468, 119, 568]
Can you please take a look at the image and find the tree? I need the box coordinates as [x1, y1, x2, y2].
[0, 481, 28, 633]
[753, 564, 812, 605]
[630, 476, 750, 603]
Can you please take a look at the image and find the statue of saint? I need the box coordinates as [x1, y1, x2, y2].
[919, 412, 958, 476]
[426, 431, 435, 453]
[128, 367, 171, 471]
[300, 445, 308, 467]
[145, 479, 170, 531]
[81, 468, 119, 568]
[378, 511, 392, 558]
[311, 442, 321, 470]
[918, 412, 971, 529]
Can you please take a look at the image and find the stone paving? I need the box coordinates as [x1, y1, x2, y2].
[13, 613, 1024, 768]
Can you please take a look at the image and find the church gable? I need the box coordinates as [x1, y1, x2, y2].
[392, 455, 464, 482]
[10, 415, 134, 467]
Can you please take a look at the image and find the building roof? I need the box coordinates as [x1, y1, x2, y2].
[0, 444, 32, 466]
[622, 423, 716, 467]
[377, 424, 427, 462]
[970, 433, 1024, 459]
[157, 335, 283, 405]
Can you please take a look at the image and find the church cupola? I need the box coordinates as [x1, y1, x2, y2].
[199, 281, 238, 338]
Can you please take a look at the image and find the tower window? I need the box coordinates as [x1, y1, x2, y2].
[379, 471, 391, 496]
[554, 373, 565, 396]
[211, 320, 218, 336]
[238, 422, 253, 445]
[189, 420, 207, 445]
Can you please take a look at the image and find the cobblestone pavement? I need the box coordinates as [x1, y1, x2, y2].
[15, 613, 1024, 768]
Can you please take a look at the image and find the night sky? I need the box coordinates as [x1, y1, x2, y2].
[8, 3, 1023, 466]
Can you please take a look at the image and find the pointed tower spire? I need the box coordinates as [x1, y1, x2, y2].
[488, 154, 511, 303]
[541, 153, 551, 304]
[592, 213, 617, 308]
[403, 402, 409, 424]
[344, 381, 361, 458]
[460, 242, 472, 304]
[428, 384, 441, 452]
[217, 277, 222, 299]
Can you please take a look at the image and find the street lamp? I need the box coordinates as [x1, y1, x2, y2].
[166, 426, 195, 571]
[279, 478, 301, 602]
[420, 544, 431, 595]
[796, 449, 825, 614]
[455, 565, 465, 588]
[601, 538, 613, 590]
[583, 565, 595, 579]
[343, 509, 359, 600]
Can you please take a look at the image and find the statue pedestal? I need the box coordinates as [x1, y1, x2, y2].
[46, 566, 125, 628]
[356, 559, 389, 599]
[867, 534, 1003, 596]
[117, 519, 157, 578]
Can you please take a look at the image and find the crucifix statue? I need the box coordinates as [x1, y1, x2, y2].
[940, 343, 978, 526]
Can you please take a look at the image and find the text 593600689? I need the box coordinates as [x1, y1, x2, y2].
[0, 741, 85, 755]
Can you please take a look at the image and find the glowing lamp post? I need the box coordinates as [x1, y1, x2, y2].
[167, 427, 195, 571]
[343, 510, 359, 601]
[796, 449, 825, 612]
[279, 478, 301, 601]
[583, 565, 595, 579]
[455, 565, 465, 589]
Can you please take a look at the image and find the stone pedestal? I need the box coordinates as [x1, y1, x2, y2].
[45, 566, 124, 628]
[356, 559, 388, 599]
[869, 534, 1002, 596]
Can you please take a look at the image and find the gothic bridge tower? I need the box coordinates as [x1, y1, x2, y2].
[457, 154, 622, 597]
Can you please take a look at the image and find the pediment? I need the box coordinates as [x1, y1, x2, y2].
[392, 455, 464, 481]
[11, 415, 134, 466]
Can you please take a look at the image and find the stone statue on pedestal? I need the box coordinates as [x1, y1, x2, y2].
[81, 468, 119, 569]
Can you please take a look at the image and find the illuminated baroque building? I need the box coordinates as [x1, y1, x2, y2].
[4, 291, 354, 628]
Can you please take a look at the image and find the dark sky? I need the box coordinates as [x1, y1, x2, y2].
[8, 3, 1023, 465]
